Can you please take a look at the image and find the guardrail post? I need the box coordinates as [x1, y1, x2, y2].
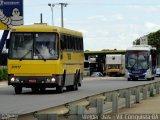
[125, 89, 131, 108]
[149, 84, 155, 97]
[78, 105, 85, 114]
[37, 114, 58, 120]
[112, 92, 119, 113]
[143, 86, 148, 99]
[135, 87, 140, 103]
[77, 105, 85, 120]
[96, 99, 103, 115]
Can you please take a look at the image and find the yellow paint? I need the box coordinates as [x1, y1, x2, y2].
[108, 69, 120, 73]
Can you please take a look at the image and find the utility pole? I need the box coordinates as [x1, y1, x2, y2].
[48, 3, 55, 25]
[40, 13, 43, 23]
[58, 3, 68, 27]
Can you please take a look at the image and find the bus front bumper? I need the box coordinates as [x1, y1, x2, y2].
[8, 75, 62, 87]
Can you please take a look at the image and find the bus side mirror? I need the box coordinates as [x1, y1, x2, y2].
[6, 39, 10, 49]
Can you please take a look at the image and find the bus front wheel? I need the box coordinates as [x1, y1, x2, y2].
[56, 86, 63, 93]
[14, 86, 22, 94]
[72, 72, 79, 91]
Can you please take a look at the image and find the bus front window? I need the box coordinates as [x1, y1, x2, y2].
[127, 51, 149, 70]
[9, 33, 58, 60]
[34, 33, 58, 59]
[9, 33, 33, 59]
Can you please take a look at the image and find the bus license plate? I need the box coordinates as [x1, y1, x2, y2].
[29, 80, 37, 83]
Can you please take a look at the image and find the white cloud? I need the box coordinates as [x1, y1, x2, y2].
[80, 22, 157, 50]
[127, 5, 141, 9]
[87, 14, 124, 22]
[126, 5, 160, 13]
[144, 22, 160, 31]
[112, 15, 124, 20]
[88, 15, 107, 21]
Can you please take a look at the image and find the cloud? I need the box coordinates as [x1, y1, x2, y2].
[127, 5, 141, 9]
[88, 15, 107, 21]
[87, 14, 124, 22]
[80, 22, 156, 50]
[126, 5, 160, 13]
[144, 22, 160, 31]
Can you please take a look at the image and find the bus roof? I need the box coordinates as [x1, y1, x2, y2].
[126, 45, 156, 51]
[10, 23, 82, 37]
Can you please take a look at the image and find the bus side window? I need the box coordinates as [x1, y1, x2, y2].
[75, 37, 78, 51]
[70, 36, 73, 50]
[64, 35, 67, 50]
[72, 36, 74, 50]
[68, 36, 72, 50]
[78, 38, 80, 51]
[60, 34, 64, 50]
[80, 37, 84, 51]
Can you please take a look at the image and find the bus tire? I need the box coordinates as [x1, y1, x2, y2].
[147, 78, 151, 81]
[69, 72, 79, 91]
[57, 71, 65, 93]
[66, 86, 71, 91]
[128, 78, 131, 81]
[14, 86, 22, 94]
[70, 82, 78, 91]
[56, 86, 63, 93]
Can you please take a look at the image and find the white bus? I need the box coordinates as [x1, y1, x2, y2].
[125, 45, 157, 81]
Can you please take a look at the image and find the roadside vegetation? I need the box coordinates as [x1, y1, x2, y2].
[133, 29, 160, 53]
[0, 67, 8, 81]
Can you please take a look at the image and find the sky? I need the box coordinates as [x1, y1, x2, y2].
[3, 0, 160, 51]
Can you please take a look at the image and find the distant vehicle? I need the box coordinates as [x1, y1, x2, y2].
[84, 60, 90, 76]
[89, 57, 105, 76]
[125, 45, 157, 81]
[7, 23, 84, 94]
[91, 72, 103, 77]
[106, 54, 125, 76]
[156, 68, 160, 77]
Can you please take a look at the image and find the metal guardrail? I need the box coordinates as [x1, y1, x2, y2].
[18, 80, 160, 120]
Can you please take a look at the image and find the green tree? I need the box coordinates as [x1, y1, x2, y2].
[133, 30, 160, 53]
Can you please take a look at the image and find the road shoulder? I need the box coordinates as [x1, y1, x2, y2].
[0, 81, 7, 87]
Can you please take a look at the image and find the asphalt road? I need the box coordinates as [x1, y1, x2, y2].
[0, 77, 160, 115]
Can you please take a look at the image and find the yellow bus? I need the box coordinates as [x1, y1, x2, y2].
[7, 23, 84, 94]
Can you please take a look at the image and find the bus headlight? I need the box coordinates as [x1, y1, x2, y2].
[146, 70, 151, 76]
[46, 78, 51, 83]
[11, 77, 19, 82]
[51, 78, 56, 83]
[11, 77, 15, 82]
[125, 69, 130, 78]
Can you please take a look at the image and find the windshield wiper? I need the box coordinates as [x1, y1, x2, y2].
[127, 58, 137, 70]
[20, 50, 32, 61]
[130, 63, 136, 70]
[35, 47, 46, 61]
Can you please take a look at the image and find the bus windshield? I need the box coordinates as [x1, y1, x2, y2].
[9, 33, 58, 60]
[126, 51, 149, 70]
